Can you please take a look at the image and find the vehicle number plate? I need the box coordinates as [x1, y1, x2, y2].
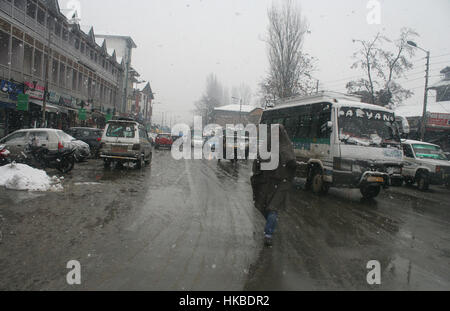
[112, 146, 127, 153]
[367, 176, 384, 183]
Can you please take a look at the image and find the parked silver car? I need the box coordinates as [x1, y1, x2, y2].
[0, 129, 88, 161]
[100, 119, 152, 168]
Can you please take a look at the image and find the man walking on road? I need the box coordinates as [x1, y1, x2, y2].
[251, 124, 297, 247]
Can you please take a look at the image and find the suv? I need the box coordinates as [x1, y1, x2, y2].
[66, 127, 103, 157]
[155, 133, 173, 150]
[401, 139, 450, 191]
[0, 129, 79, 161]
[100, 120, 152, 168]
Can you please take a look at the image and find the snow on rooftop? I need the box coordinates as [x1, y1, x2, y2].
[396, 100, 450, 117]
[214, 105, 258, 113]
[95, 37, 105, 47]
[79, 24, 92, 35]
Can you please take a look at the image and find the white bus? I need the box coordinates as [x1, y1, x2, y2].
[260, 92, 404, 199]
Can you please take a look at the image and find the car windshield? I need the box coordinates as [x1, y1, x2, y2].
[412, 144, 447, 160]
[338, 107, 400, 146]
[159, 134, 170, 139]
[106, 123, 136, 138]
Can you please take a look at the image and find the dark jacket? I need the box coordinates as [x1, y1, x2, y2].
[251, 124, 296, 214]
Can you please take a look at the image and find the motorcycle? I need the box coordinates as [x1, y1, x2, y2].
[18, 143, 76, 174]
[0, 144, 11, 166]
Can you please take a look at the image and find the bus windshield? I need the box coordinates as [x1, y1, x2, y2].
[338, 107, 400, 146]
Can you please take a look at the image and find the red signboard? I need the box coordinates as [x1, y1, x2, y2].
[24, 81, 45, 103]
[427, 112, 450, 129]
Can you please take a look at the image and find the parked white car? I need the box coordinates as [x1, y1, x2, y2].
[401, 139, 450, 191]
[0, 129, 86, 161]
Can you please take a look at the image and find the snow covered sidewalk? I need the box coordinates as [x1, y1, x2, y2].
[0, 163, 63, 192]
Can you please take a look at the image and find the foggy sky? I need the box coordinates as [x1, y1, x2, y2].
[59, 0, 450, 124]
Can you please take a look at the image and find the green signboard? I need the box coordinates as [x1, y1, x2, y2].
[17, 94, 29, 111]
[78, 108, 87, 121]
[106, 113, 113, 122]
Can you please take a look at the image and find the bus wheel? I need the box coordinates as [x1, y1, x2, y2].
[360, 185, 381, 199]
[310, 168, 329, 195]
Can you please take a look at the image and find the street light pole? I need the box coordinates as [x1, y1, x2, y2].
[421, 51, 430, 142]
[407, 41, 430, 142]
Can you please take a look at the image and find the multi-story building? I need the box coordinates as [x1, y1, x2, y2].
[0, 0, 124, 136]
[95, 33, 137, 114]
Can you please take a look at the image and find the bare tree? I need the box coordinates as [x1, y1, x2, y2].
[195, 73, 227, 123]
[231, 83, 253, 106]
[262, 0, 314, 102]
[346, 28, 418, 108]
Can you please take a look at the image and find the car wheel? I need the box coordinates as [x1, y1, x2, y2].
[136, 155, 144, 169]
[360, 184, 381, 199]
[145, 153, 152, 165]
[417, 173, 429, 191]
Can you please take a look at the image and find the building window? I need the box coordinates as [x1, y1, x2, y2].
[78, 72, 82, 92]
[66, 67, 72, 90]
[0, 30, 10, 67]
[62, 27, 68, 41]
[51, 58, 58, 84]
[54, 22, 61, 38]
[75, 37, 80, 50]
[80, 42, 85, 54]
[14, 0, 26, 11]
[59, 63, 65, 87]
[23, 44, 33, 75]
[72, 69, 77, 91]
[37, 7, 45, 25]
[26, 0, 37, 19]
[11, 37, 23, 70]
[33, 48, 42, 77]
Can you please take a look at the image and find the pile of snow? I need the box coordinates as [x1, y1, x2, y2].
[0, 163, 63, 192]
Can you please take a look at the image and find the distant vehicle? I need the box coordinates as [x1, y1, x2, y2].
[401, 139, 450, 191]
[100, 120, 153, 169]
[220, 130, 250, 162]
[191, 135, 205, 148]
[260, 92, 404, 199]
[0, 144, 11, 166]
[155, 133, 173, 150]
[0, 129, 84, 163]
[66, 127, 103, 157]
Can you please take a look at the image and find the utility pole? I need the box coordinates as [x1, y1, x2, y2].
[420, 51, 430, 142]
[407, 41, 431, 142]
[42, 31, 52, 128]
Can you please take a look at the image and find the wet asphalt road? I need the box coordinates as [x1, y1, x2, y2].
[0, 149, 449, 290]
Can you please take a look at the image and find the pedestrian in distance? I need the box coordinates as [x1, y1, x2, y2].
[251, 124, 297, 247]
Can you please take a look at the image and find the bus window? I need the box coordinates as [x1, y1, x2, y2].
[285, 116, 299, 140]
